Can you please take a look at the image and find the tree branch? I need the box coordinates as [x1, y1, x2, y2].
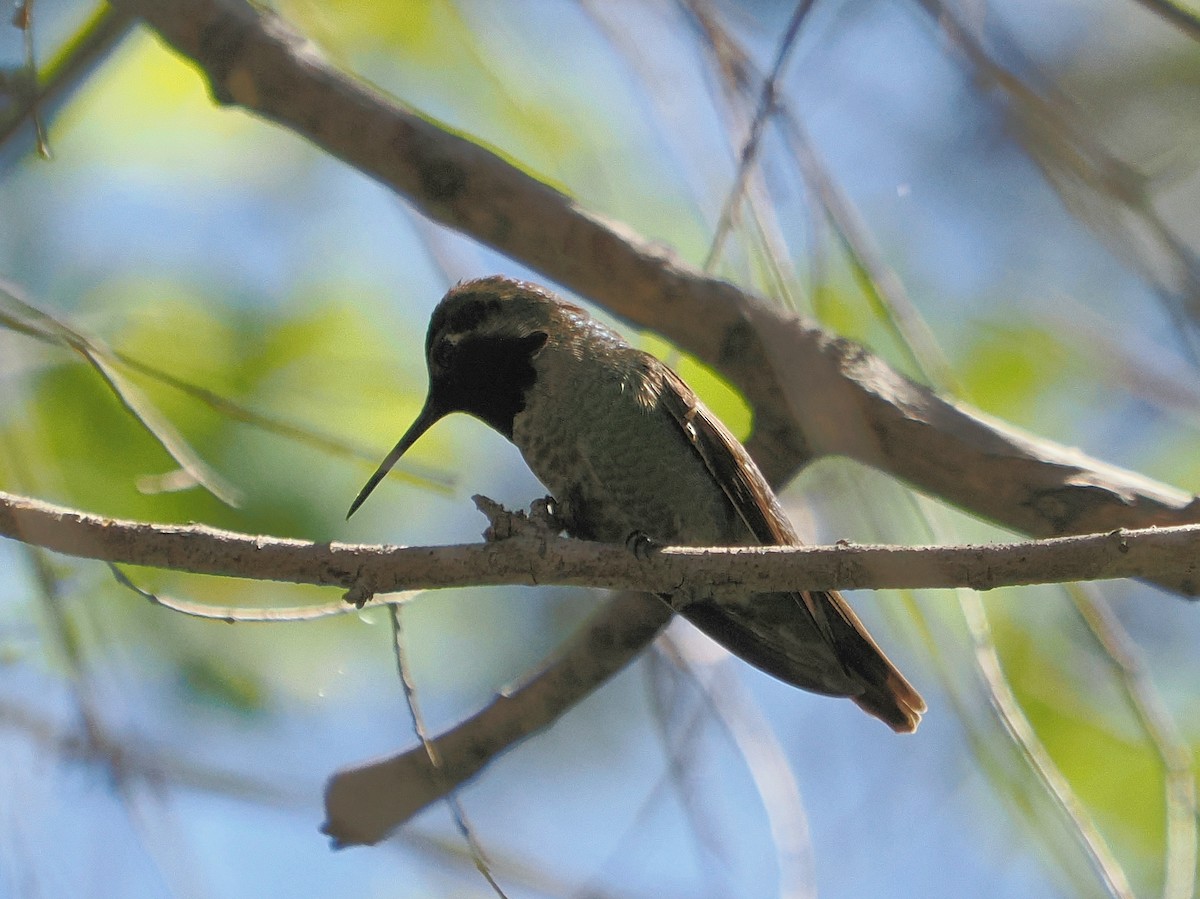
[322, 589, 671, 847]
[4, 491, 1199, 598]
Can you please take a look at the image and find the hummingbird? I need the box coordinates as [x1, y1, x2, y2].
[349, 276, 924, 732]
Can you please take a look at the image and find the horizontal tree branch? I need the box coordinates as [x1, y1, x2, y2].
[3, 491, 1198, 600]
[105, 0, 1200, 556]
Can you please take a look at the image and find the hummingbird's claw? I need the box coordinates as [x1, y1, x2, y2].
[343, 583, 373, 609]
[625, 530, 660, 560]
[529, 496, 566, 535]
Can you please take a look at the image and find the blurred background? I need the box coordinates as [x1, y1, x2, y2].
[1, 0, 1199, 896]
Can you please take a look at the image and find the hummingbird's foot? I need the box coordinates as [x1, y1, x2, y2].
[343, 583, 374, 609]
[473, 494, 564, 542]
[529, 496, 566, 534]
[625, 530, 661, 560]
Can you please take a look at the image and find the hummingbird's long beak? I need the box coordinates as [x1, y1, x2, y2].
[346, 396, 444, 518]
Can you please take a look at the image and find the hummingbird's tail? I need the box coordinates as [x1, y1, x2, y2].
[682, 589, 925, 732]
[818, 589, 925, 733]
[846, 654, 925, 734]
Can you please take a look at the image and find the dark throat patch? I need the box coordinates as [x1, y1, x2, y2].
[433, 330, 549, 438]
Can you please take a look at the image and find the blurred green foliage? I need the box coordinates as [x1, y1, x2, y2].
[0, 1, 1197, 897]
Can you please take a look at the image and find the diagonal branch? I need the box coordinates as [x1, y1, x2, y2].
[702, 0, 815, 272]
[0, 5, 136, 158]
[323, 589, 671, 847]
[1131, 0, 1200, 41]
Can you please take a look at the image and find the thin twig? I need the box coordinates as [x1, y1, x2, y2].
[388, 606, 508, 896]
[959, 591, 1134, 898]
[0, 5, 135, 156]
[684, 0, 959, 390]
[107, 563, 403, 622]
[582, 644, 738, 895]
[782, 115, 958, 390]
[703, 0, 815, 273]
[896, 477, 1137, 898]
[0, 279, 453, 493]
[659, 637, 816, 899]
[585, 0, 806, 318]
[0, 280, 241, 506]
[0, 695, 583, 897]
[1068, 583, 1198, 899]
[911, 0, 1200, 356]
[323, 590, 674, 847]
[17, 543, 187, 894]
[11, 0, 49, 157]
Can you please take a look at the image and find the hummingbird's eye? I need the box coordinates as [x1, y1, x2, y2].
[430, 336, 455, 371]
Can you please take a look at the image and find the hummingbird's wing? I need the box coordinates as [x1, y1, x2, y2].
[648, 365, 801, 548]
[650, 361, 925, 732]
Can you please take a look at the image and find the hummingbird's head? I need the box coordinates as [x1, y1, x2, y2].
[347, 276, 565, 517]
